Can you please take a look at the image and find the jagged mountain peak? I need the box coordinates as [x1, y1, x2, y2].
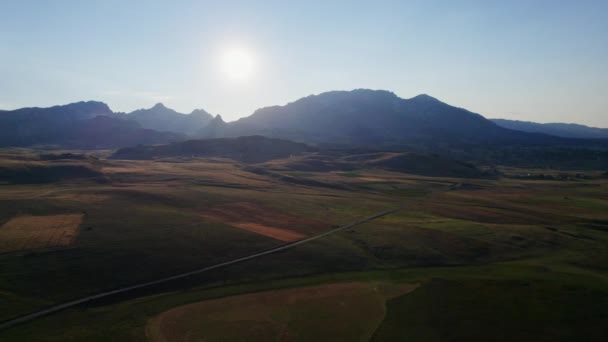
[126, 103, 213, 135]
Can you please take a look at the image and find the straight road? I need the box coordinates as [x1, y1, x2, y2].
[0, 205, 406, 331]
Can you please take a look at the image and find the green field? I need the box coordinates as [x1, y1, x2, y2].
[1, 149, 607, 341]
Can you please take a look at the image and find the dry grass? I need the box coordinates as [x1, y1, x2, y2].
[230, 222, 306, 242]
[200, 201, 328, 240]
[51, 194, 110, 203]
[102, 159, 274, 187]
[0, 214, 83, 253]
[147, 282, 419, 342]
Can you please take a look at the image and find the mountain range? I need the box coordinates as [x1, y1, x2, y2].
[126, 103, 213, 135]
[207, 90, 560, 145]
[1, 89, 606, 150]
[491, 119, 608, 139]
[0, 101, 212, 148]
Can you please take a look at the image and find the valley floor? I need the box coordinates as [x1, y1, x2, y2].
[0, 150, 607, 341]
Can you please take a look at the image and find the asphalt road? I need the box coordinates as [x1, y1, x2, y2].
[0, 205, 406, 331]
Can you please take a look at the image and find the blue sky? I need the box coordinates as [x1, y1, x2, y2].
[1, 0, 607, 126]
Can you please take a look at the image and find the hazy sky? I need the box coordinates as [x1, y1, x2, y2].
[1, 0, 607, 126]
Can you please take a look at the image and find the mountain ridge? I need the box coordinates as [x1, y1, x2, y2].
[206, 89, 563, 146]
[1, 89, 606, 150]
[0, 101, 182, 148]
[126, 103, 213, 135]
[491, 118, 608, 139]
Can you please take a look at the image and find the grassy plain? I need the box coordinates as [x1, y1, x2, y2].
[147, 282, 419, 342]
[0, 149, 607, 341]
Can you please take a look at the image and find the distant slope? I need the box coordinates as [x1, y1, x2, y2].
[111, 135, 316, 163]
[0, 102, 182, 148]
[356, 152, 484, 178]
[64, 116, 183, 149]
[197, 114, 228, 138]
[265, 151, 488, 178]
[0, 101, 113, 146]
[0, 152, 104, 184]
[491, 119, 608, 139]
[0, 162, 103, 184]
[127, 103, 213, 135]
[2, 101, 113, 120]
[207, 89, 561, 146]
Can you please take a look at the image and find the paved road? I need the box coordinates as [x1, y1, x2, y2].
[0, 205, 405, 331]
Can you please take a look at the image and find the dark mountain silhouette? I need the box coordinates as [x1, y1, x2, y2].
[0, 101, 112, 147]
[206, 89, 562, 145]
[64, 116, 183, 149]
[127, 103, 213, 135]
[3, 101, 113, 120]
[0, 102, 182, 148]
[2, 90, 605, 152]
[491, 119, 608, 139]
[111, 135, 316, 163]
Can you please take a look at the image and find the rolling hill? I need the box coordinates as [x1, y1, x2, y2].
[111, 135, 317, 163]
[264, 151, 489, 178]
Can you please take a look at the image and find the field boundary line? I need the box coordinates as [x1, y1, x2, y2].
[0, 204, 407, 331]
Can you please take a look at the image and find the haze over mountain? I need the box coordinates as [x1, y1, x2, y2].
[491, 119, 608, 139]
[126, 103, 214, 135]
[198, 114, 228, 139]
[0, 101, 182, 148]
[1, 89, 605, 150]
[202, 89, 560, 145]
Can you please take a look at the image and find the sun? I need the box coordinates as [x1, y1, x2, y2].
[220, 47, 255, 82]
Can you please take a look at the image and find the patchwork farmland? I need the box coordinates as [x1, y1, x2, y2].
[0, 214, 83, 254]
[0, 149, 607, 341]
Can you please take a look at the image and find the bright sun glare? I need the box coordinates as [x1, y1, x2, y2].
[220, 47, 255, 82]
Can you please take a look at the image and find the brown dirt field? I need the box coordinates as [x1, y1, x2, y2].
[231, 223, 305, 242]
[147, 282, 419, 342]
[357, 177, 387, 182]
[51, 194, 110, 203]
[200, 202, 328, 241]
[101, 164, 150, 174]
[0, 214, 83, 253]
[424, 202, 546, 224]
